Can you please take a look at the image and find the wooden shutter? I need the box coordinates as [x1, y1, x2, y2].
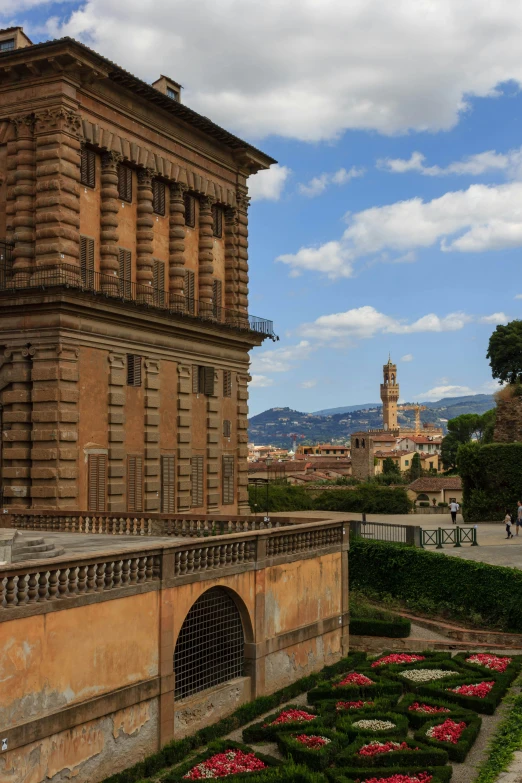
[185, 269, 195, 314]
[88, 454, 107, 512]
[212, 204, 223, 238]
[222, 455, 234, 505]
[118, 247, 131, 297]
[203, 366, 215, 396]
[127, 354, 142, 387]
[184, 193, 195, 227]
[153, 259, 165, 306]
[118, 165, 132, 202]
[223, 370, 232, 398]
[191, 455, 204, 507]
[161, 455, 175, 513]
[127, 455, 143, 512]
[81, 148, 96, 188]
[152, 180, 166, 216]
[80, 235, 95, 288]
[212, 279, 223, 319]
[223, 420, 231, 438]
[192, 365, 199, 394]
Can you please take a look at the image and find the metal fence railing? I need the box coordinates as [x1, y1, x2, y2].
[0, 257, 276, 340]
[349, 520, 479, 549]
[421, 526, 478, 548]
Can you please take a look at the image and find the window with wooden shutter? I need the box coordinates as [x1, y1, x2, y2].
[152, 180, 166, 216]
[212, 279, 223, 319]
[222, 455, 234, 505]
[118, 247, 132, 298]
[223, 370, 232, 398]
[88, 454, 107, 512]
[184, 193, 196, 228]
[212, 204, 223, 238]
[192, 365, 215, 395]
[204, 366, 215, 396]
[161, 455, 175, 513]
[185, 269, 195, 314]
[80, 235, 95, 289]
[127, 455, 144, 512]
[153, 259, 166, 307]
[80, 148, 96, 188]
[223, 420, 231, 438]
[191, 455, 204, 507]
[127, 354, 142, 387]
[118, 164, 132, 202]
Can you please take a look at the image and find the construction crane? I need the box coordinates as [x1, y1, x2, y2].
[289, 433, 305, 454]
[397, 404, 427, 435]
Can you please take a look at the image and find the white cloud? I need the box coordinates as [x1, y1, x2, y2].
[249, 374, 274, 388]
[0, 0, 73, 13]
[248, 164, 291, 201]
[44, 0, 522, 141]
[280, 182, 522, 277]
[401, 354, 414, 362]
[515, 294, 522, 300]
[250, 341, 313, 374]
[416, 384, 475, 401]
[479, 312, 508, 325]
[301, 379, 317, 389]
[378, 148, 522, 178]
[298, 166, 364, 198]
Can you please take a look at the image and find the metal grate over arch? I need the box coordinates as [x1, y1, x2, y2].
[174, 587, 245, 700]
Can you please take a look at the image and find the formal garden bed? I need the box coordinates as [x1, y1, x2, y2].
[102, 649, 522, 783]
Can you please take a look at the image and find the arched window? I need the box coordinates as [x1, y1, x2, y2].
[417, 493, 429, 501]
[174, 587, 244, 700]
[355, 438, 360, 448]
[362, 438, 366, 448]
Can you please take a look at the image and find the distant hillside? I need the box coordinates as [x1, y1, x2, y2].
[249, 394, 495, 447]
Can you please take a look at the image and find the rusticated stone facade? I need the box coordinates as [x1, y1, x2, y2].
[0, 30, 276, 513]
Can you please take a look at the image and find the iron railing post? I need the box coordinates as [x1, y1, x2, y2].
[436, 528, 443, 549]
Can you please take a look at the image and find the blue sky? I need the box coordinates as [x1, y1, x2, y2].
[9, 1, 522, 415]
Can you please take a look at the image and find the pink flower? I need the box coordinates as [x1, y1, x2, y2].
[371, 654, 426, 669]
[183, 749, 267, 779]
[269, 709, 316, 725]
[293, 734, 331, 749]
[356, 775, 433, 783]
[448, 681, 495, 698]
[335, 672, 375, 688]
[336, 700, 374, 711]
[408, 702, 451, 715]
[426, 719, 466, 744]
[358, 740, 416, 757]
[466, 654, 511, 673]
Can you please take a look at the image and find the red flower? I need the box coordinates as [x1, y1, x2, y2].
[426, 719, 466, 744]
[466, 654, 511, 673]
[183, 749, 267, 779]
[371, 654, 426, 669]
[269, 709, 316, 725]
[408, 702, 451, 715]
[356, 775, 433, 783]
[358, 740, 415, 757]
[336, 700, 374, 711]
[335, 672, 375, 687]
[293, 734, 331, 749]
[448, 681, 495, 698]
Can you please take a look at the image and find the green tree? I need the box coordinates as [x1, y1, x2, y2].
[447, 413, 481, 443]
[441, 432, 460, 470]
[408, 452, 422, 480]
[382, 456, 401, 477]
[487, 320, 522, 384]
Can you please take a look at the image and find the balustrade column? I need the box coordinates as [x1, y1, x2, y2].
[100, 151, 121, 294]
[136, 168, 154, 302]
[169, 182, 186, 306]
[33, 107, 81, 280]
[224, 207, 240, 317]
[198, 196, 214, 315]
[12, 115, 36, 286]
[237, 193, 250, 319]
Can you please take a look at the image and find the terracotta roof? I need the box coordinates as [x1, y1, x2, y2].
[408, 477, 462, 491]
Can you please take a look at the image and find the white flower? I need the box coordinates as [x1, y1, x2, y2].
[400, 669, 456, 683]
[352, 719, 396, 731]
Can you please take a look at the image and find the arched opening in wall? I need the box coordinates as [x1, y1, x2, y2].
[362, 438, 365, 448]
[174, 587, 245, 700]
[355, 438, 359, 448]
[417, 493, 429, 501]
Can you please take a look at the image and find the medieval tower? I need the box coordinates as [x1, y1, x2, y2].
[380, 356, 399, 431]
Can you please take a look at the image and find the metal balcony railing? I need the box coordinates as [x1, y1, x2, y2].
[0, 253, 276, 340]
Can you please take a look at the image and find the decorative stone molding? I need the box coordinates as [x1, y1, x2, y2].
[198, 195, 214, 310]
[168, 182, 186, 299]
[136, 168, 154, 302]
[34, 107, 82, 138]
[100, 150, 122, 292]
[236, 374, 250, 513]
[2, 348, 33, 508]
[236, 192, 249, 315]
[224, 207, 239, 312]
[206, 372, 220, 512]
[11, 115, 36, 286]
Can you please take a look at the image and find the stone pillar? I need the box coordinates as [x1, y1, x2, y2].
[108, 353, 126, 512]
[169, 182, 186, 307]
[33, 108, 82, 278]
[198, 196, 214, 315]
[30, 344, 79, 509]
[5, 127, 17, 246]
[100, 151, 121, 294]
[237, 373, 250, 513]
[177, 365, 192, 511]
[144, 359, 160, 511]
[11, 115, 36, 286]
[136, 168, 154, 303]
[224, 207, 240, 316]
[207, 379, 220, 512]
[237, 193, 250, 317]
[2, 348, 33, 508]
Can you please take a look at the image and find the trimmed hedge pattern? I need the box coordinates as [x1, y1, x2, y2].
[349, 538, 522, 632]
[325, 767, 453, 783]
[317, 697, 398, 719]
[417, 673, 511, 715]
[394, 693, 477, 729]
[275, 727, 344, 771]
[307, 674, 403, 705]
[453, 652, 522, 684]
[337, 711, 409, 741]
[337, 737, 449, 768]
[242, 705, 325, 743]
[162, 740, 280, 782]
[413, 713, 482, 762]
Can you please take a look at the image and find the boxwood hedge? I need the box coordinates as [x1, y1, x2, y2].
[458, 442, 522, 522]
[394, 693, 477, 729]
[349, 616, 411, 638]
[162, 740, 281, 782]
[337, 736, 449, 768]
[242, 705, 325, 743]
[418, 673, 510, 715]
[307, 673, 402, 705]
[453, 652, 522, 683]
[336, 711, 409, 741]
[317, 697, 397, 719]
[413, 713, 482, 763]
[275, 727, 344, 771]
[325, 766, 453, 783]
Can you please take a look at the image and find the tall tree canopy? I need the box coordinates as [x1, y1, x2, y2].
[487, 320, 522, 385]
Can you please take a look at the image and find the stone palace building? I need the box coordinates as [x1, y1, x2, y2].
[0, 26, 277, 515]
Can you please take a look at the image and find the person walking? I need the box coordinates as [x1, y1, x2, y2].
[449, 499, 460, 524]
[517, 500, 522, 536]
[504, 510, 514, 539]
